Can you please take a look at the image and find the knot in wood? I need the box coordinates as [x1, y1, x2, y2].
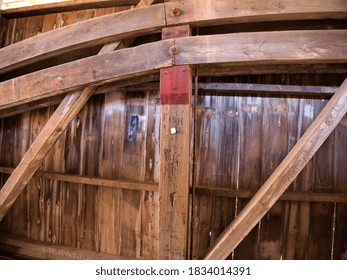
[170, 7, 181, 17]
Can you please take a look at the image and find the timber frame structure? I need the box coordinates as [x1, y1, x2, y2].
[0, 0, 347, 260]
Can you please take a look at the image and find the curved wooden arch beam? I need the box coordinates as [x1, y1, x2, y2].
[1, 0, 346, 75]
[1, 29, 347, 111]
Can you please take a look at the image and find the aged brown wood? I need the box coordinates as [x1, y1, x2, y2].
[198, 64, 347, 76]
[1, 0, 346, 76]
[1, 30, 346, 111]
[203, 77, 347, 259]
[198, 83, 338, 97]
[195, 186, 347, 204]
[0, 4, 166, 75]
[158, 25, 192, 260]
[0, 233, 139, 260]
[0, 39, 172, 110]
[1, 0, 141, 18]
[0, 88, 94, 222]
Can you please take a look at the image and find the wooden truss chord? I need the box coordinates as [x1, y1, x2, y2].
[1, 30, 346, 111]
[0, 0, 346, 76]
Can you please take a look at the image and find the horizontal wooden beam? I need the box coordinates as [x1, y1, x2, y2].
[1, 0, 143, 18]
[198, 63, 347, 76]
[0, 39, 172, 110]
[0, 73, 160, 119]
[195, 186, 347, 204]
[203, 77, 347, 259]
[198, 83, 338, 97]
[2, 166, 346, 203]
[0, 166, 159, 192]
[1, 30, 346, 111]
[0, 233, 137, 260]
[1, 0, 346, 76]
[0, 3, 166, 76]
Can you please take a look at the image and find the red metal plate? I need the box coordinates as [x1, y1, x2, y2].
[160, 65, 191, 105]
[162, 25, 190, 40]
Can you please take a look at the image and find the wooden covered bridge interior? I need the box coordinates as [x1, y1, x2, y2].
[0, 0, 347, 260]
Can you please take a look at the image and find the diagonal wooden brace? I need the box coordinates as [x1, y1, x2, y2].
[204, 77, 347, 259]
[0, 0, 156, 222]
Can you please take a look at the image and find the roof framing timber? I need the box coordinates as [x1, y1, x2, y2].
[0, 0, 346, 76]
[1, 30, 346, 112]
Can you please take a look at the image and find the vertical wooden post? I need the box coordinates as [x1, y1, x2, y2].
[159, 25, 192, 260]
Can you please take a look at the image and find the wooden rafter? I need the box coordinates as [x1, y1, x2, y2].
[0, 0, 346, 76]
[203, 77, 347, 260]
[0, 0, 155, 222]
[1, 30, 346, 111]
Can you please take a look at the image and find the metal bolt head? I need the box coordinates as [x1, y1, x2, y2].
[169, 45, 180, 55]
[170, 7, 181, 17]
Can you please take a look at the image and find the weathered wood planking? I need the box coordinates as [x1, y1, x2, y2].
[235, 96, 264, 260]
[0, 89, 94, 222]
[120, 93, 147, 258]
[333, 116, 347, 259]
[258, 97, 289, 259]
[1, 0, 138, 17]
[306, 100, 335, 259]
[78, 95, 104, 251]
[98, 90, 126, 255]
[192, 94, 240, 259]
[1, 0, 346, 76]
[1, 30, 347, 112]
[141, 92, 160, 259]
[204, 78, 347, 260]
[281, 96, 302, 260]
[0, 4, 166, 75]
[0, 233, 138, 260]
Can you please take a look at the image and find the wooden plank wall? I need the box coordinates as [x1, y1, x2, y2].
[0, 6, 161, 259]
[0, 7, 347, 260]
[192, 74, 347, 260]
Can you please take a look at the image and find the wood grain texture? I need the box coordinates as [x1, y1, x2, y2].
[0, 39, 172, 110]
[1, 30, 346, 112]
[0, 4, 166, 75]
[1, 0, 139, 17]
[1, 0, 346, 76]
[0, 88, 94, 222]
[0, 232, 139, 260]
[204, 77, 347, 259]
[159, 64, 192, 259]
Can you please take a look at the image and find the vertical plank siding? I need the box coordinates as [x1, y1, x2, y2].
[0, 8, 347, 259]
[192, 75, 347, 260]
